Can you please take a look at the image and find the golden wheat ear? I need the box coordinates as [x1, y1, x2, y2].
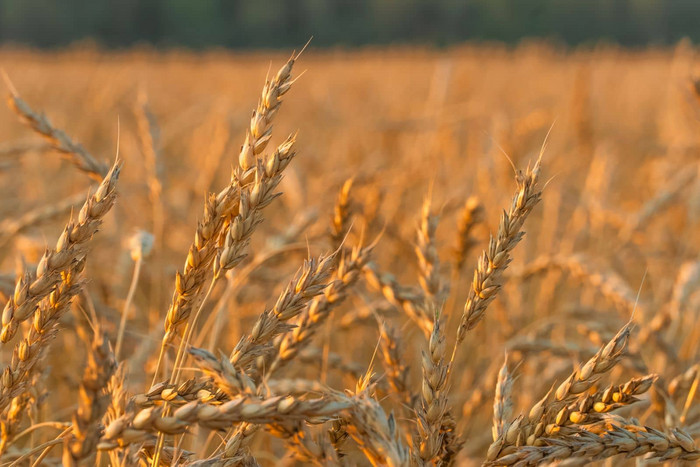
[3, 72, 109, 180]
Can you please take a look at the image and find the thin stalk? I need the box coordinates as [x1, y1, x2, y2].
[152, 433, 165, 467]
[116, 257, 143, 360]
[152, 279, 217, 467]
[681, 370, 699, 424]
[10, 426, 72, 467]
[150, 341, 167, 388]
[203, 275, 235, 350]
[172, 278, 218, 384]
[12, 421, 70, 442]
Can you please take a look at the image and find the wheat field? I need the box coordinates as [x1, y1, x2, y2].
[0, 42, 698, 466]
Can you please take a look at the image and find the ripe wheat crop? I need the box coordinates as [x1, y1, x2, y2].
[0, 43, 697, 466]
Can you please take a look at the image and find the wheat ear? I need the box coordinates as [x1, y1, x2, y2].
[8, 93, 108, 180]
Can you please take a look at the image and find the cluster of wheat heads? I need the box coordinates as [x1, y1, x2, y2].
[0, 48, 697, 467]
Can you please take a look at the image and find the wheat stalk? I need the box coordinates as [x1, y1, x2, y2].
[414, 311, 449, 464]
[63, 327, 117, 465]
[456, 155, 543, 343]
[330, 178, 354, 251]
[487, 321, 633, 461]
[488, 422, 700, 465]
[416, 198, 446, 305]
[7, 93, 108, 180]
[0, 161, 122, 343]
[160, 51, 301, 355]
[98, 394, 354, 450]
[270, 244, 373, 376]
[0, 159, 121, 414]
[454, 196, 484, 273]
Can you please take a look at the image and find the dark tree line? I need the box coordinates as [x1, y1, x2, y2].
[0, 0, 698, 49]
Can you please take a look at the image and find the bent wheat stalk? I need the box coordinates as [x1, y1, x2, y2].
[7, 91, 109, 180]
